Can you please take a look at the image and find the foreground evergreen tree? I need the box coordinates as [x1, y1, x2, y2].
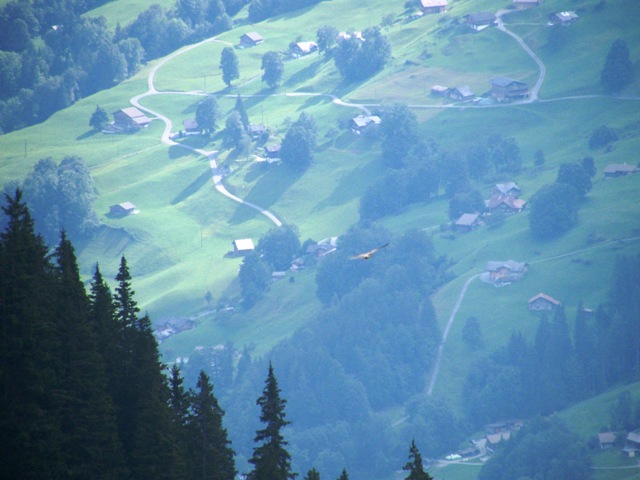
[54, 232, 129, 480]
[188, 371, 236, 480]
[337, 469, 349, 480]
[0, 189, 64, 479]
[403, 439, 432, 480]
[248, 363, 296, 480]
[305, 467, 321, 480]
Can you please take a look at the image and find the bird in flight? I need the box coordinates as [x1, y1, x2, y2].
[350, 243, 389, 260]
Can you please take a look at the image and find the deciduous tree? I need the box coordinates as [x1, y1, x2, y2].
[261, 51, 284, 88]
[220, 46, 239, 86]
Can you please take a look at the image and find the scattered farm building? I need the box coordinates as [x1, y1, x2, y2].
[528, 293, 562, 311]
[248, 124, 267, 138]
[265, 144, 281, 158]
[420, 0, 448, 14]
[604, 163, 639, 178]
[513, 0, 542, 9]
[182, 119, 199, 133]
[240, 32, 263, 47]
[486, 431, 511, 450]
[350, 115, 381, 133]
[338, 31, 364, 42]
[113, 107, 151, 131]
[272, 271, 286, 280]
[598, 432, 616, 450]
[624, 432, 640, 457]
[231, 238, 255, 255]
[485, 194, 526, 214]
[549, 11, 578, 25]
[454, 213, 482, 232]
[465, 12, 497, 31]
[109, 202, 138, 217]
[493, 182, 522, 197]
[448, 86, 475, 102]
[490, 77, 529, 102]
[485, 260, 527, 284]
[291, 41, 318, 56]
[431, 85, 449, 97]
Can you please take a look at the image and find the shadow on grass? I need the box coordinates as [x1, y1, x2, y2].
[313, 160, 375, 211]
[227, 165, 301, 225]
[76, 130, 99, 140]
[169, 144, 193, 159]
[171, 170, 211, 205]
[284, 59, 321, 89]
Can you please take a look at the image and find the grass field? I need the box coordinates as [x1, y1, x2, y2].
[1, 1, 640, 477]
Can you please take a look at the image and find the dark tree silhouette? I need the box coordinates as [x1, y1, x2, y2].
[220, 47, 239, 86]
[601, 39, 634, 93]
[247, 363, 295, 480]
[403, 439, 433, 480]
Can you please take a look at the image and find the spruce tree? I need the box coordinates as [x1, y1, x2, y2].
[53, 232, 129, 480]
[220, 46, 240, 86]
[234, 94, 250, 131]
[601, 39, 634, 93]
[248, 362, 296, 480]
[188, 370, 236, 480]
[403, 439, 432, 480]
[337, 469, 349, 480]
[305, 468, 321, 480]
[0, 189, 65, 480]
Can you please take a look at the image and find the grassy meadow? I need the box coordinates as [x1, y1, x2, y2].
[1, 0, 640, 475]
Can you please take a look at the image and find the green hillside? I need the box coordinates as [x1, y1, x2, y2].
[1, 0, 640, 477]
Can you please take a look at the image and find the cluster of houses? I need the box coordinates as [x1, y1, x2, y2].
[599, 430, 640, 458]
[431, 78, 529, 104]
[454, 182, 526, 233]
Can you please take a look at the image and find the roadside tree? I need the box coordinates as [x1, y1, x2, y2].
[261, 51, 284, 88]
[601, 39, 634, 93]
[196, 96, 221, 134]
[280, 112, 317, 171]
[220, 46, 239, 86]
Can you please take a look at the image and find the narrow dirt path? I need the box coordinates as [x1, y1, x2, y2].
[129, 37, 283, 227]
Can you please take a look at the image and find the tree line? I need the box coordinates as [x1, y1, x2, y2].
[0, 189, 435, 480]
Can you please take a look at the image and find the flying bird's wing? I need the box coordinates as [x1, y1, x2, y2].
[349, 243, 389, 260]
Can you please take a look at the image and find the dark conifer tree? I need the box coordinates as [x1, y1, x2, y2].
[188, 370, 236, 480]
[403, 439, 432, 480]
[0, 189, 65, 480]
[169, 364, 191, 474]
[305, 467, 321, 480]
[235, 93, 250, 130]
[248, 362, 295, 480]
[337, 469, 349, 480]
[53, 232, 129, 479]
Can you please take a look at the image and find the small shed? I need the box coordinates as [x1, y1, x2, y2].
[182, 119, 199, 132]
[291, 41, 318, 56]
[485, 260, 527, 284]
[248, 124, 267, 138]
[350, 115, 381, 133]
[113, 107, 151, 130]
[598, 432, 616, 450]
[528, 293, 561, 311]
[604, 163, 639, 178]
[240, 32, 264, 47]
[493, 182, 521, 197]
[232, 238, 255, 255]
[490, 77, 529, 102]
[448, 86, 475, 101]
[109, 202, 137, 217]
[265, 144, 281, 158]
[454, 213, 482, 232]
[465, 12, 497, 31]
[431, 85, 449, 97]
[550, 11, 578, 25]
[420, 0, 448, 14]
